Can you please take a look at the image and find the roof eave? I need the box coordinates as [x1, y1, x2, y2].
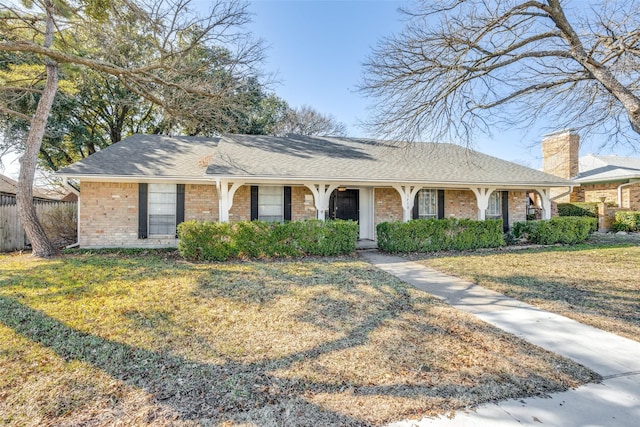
[575, 175, 640, 185]
[56, 172, 574, 188]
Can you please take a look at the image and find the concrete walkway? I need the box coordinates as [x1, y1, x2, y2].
[360, 250, 640, 427]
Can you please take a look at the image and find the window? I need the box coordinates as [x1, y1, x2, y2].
[148, 183, 176, 235]
[417, 189, 438, 218]
[487, 191, 502, 219]
[258, 186, 284, 222]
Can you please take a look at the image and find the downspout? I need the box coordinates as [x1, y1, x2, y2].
[62, 178, 80, 248]
[617, 181, 638, 208]
[549, 185, 575, 202]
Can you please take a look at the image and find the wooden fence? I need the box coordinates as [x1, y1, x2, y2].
[0, 200, 78, 252]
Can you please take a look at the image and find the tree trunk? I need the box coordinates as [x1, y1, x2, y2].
[17, 1, 59, 257]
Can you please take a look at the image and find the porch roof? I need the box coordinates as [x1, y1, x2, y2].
[57, 133, 572, 188]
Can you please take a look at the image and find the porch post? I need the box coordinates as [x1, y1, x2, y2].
[536, 188, 552, 220]
[470, 187, 495, 220]
[304, 183, 339, 220]
[392, 184, 422, 222]
[216, 180, 244, 223]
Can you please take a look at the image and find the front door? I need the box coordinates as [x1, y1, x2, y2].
[329, 189, 359, 221]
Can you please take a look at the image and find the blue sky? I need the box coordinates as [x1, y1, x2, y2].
[243, 0, 634, 167]
[0, 0, 633, 178]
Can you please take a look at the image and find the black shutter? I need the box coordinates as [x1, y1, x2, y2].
[176, 184, 185, 237]
[138, 183, 148, 239]
[412, 192, 420, 219]
[284, 186, 292, 221]
[437, 190, 445, 219]
[502, 191, 509, 232]
[250, 186, 259, 220]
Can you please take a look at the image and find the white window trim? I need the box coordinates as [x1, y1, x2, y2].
[148, 183, 177, 237]
[258, 185, 284, 222]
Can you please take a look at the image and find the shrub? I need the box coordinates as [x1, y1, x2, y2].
[612, 211, 640, 232]
[376, 218, 504, 253]
[511, 221, 532, 239]
[557, 202, 599, 218]
[177, 219, 358, 261]
[40, 203, 78, 248]
[177, 221, 235, 261]
[512, 216, 596, 245]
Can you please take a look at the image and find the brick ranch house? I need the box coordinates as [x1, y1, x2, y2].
[56, 134, 572, 248]
[542, 130, 640, 208]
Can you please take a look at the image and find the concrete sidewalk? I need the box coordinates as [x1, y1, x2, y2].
[360, 250, 640, 427]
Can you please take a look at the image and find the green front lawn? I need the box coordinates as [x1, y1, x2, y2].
[0, 252, 596, 426]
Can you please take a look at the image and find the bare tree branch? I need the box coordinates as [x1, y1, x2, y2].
[360, 0, 640, 145]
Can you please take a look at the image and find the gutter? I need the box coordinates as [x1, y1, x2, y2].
[54, 173, 573, 189]
[61, 178, 80, 249]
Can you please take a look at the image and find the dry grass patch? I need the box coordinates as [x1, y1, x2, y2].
[0, 252, 597, 426]
[417, 242, 640, 342]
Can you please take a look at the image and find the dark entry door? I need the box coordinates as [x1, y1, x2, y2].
[329, 189, 359, 221]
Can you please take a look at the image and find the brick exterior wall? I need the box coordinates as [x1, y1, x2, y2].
[507, 191, 527, 225]
[292, 186, 317, 220]
[185, 184, 218, 221]
[80, 181, 221, 248]
[229, 185, 251, 221]
[227, 185, 317, 221]
[443, 190, 477, 219]
[369, 188, 526, 230]
[374, 188, 403, 225]
[80, 182, 528, 248]
[79, 181, 161, 248]
[569, 182, 640, 210]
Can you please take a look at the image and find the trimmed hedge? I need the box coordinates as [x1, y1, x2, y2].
[512, 216, 596, 245]
[376, 218, 504, 253]
[557, 202, 599, 218]
[177, 219, 358, 261]
[612, 211, 640, 232]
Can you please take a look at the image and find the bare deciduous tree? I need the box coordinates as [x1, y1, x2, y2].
[0, 0, 264, 257]
[360, 0, 640, 145]
[273, 105, 347, 137]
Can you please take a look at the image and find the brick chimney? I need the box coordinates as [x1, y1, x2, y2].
[541, 130, 579, 203]
[542, 130, 579, 179]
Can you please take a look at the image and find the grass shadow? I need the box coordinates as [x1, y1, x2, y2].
[0, 295, 378, 425]
[0, 254, 601, 425]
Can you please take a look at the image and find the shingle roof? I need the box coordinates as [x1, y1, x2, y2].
[56, 134, 220, 178]
[576, 154, 640, 183]
[57, 133, 572, 187]
[0, 174, 17, 194]
[207, 134, 570, 186]
[0, 174, 60, 200]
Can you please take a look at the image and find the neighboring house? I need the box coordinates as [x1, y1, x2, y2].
[0, 174, 74, 205]
[542, 130, 640, 209]
[56, 134, 571, 248]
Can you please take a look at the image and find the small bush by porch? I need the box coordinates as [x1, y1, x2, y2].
[376, 218, 505, 253]
[512, 216, 597, 245]
[177, 219, 359, 261]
